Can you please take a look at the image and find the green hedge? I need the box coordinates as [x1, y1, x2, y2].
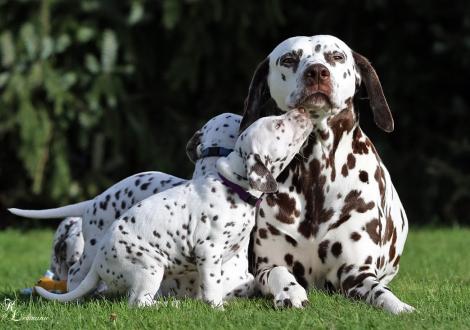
[1, 0, 469, 227]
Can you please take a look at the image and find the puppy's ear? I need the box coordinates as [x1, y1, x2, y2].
[353, 51, 394, 132]
[185, 130, 203, 164]
[246, 153, 278, 193]
[239, 58, 270, 132]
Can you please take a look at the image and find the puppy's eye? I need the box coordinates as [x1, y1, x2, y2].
[280, 57, 296, 66]
[274, 121, 283, 129]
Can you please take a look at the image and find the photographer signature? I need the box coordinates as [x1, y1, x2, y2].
[1, 299, 47, 322]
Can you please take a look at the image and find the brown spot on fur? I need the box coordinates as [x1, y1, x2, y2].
[266, 192, 300, 224]
[359, 171, 369, 183]
[258, 228, 268, 239]
[341, 164, 348, 177]
[392, 255, 401, 268]
[284, 234, 298, 247]
[295, 158, 334, 238]
[347, 153, 356, 169]
[365, 218, 381, 244]
[328, 190, 375, 230]
[328, 104, 356, 182]
[383, 212, 394, 244]
[331, 242, 343, 257]
[284, 253, 294, 266]
[350, 232, 361, 241]
[292, 262, 308, 289]
[374, 166, 386, 208]
[318, 240, 330, 263]
[341, 272, 375, 294]
[351, 127, 370, 155]
[267, 223, 281, 235]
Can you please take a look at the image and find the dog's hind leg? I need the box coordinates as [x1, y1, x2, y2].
[128, 266, 164, 307]
[337, 265, 415, 314]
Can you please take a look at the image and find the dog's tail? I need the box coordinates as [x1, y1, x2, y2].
[34, 266, 99, 302]
[8, 200, 91, 219]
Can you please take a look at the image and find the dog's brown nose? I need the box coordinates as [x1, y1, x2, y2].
[304, 64, 330, 86]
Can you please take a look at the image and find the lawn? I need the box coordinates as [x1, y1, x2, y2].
[0, 228, 469, 329]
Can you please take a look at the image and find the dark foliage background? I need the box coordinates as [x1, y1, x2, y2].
[1, 0, 469, 229]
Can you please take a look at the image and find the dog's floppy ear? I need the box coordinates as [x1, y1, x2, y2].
[239, 58, 270, 132]
[185, 130, 203, 164]
[246, 153, 277, 193]
[353, 51, 394, 132]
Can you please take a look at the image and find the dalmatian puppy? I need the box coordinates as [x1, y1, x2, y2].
[34, 109, 313, 307]
[9, 113, 241, 293]
[50, 217, 84, 281]
[240, 35, 414, 314]
[161, 113, 256, 299]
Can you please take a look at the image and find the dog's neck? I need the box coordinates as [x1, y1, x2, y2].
[215, 151, 263, 198]
[192, 157, 220, 179]
[307, 105, 357, 152]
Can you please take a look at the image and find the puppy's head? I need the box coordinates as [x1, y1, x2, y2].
[50, 217, 84, 281]
[186, 113, 242, 163]
[240, 35, 393, 133]
[218, 109, 312, 193]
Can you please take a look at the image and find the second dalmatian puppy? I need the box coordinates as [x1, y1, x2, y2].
[35, 109, 312, 307]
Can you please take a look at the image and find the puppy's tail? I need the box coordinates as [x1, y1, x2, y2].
[35, 266, 99, 302]
[8, 200, 91, 219]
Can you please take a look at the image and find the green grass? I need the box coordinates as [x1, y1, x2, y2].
[0, 228, 469, 329]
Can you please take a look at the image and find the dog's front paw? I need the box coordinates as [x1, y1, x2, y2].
[209, 300, 226, 311]
[377, 292, 416, 314]
[383, 299, 416, 314]
[273, 283, 309, 309]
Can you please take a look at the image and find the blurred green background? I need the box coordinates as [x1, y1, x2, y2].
[0, 0, 469, 228]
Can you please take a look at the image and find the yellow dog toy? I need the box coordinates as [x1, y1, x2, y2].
[36, 276, 67, 293]
[20, 270, 67, 296]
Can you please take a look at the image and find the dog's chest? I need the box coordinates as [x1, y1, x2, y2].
[261, 129, 381, 242]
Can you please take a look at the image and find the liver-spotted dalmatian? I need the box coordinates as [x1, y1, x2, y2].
[240, 35, 414, 314]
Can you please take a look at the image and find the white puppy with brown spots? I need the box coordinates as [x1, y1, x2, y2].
[35, 109, 312, 307]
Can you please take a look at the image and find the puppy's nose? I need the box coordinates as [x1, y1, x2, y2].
[303, 64, 330, 86]
[290, 108, 309, 122]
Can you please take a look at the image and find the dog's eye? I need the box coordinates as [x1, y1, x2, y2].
[333, 53, 345, 61]
[274, 121, 283, 129]
[280, 57, 296, 66]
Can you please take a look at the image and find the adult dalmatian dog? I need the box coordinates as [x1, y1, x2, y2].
[240, 35, 414, 314]
[35, 109, 312, 307]
[10, 113, 255, 299]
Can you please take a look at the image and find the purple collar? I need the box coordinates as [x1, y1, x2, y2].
[218, 174, 262, 208]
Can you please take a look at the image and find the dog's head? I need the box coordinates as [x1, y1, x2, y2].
[186, 113, 242, 163]
[240, 35, 393, 133]
[217, 109, 312, 193]
[50, 217, 84, 281]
